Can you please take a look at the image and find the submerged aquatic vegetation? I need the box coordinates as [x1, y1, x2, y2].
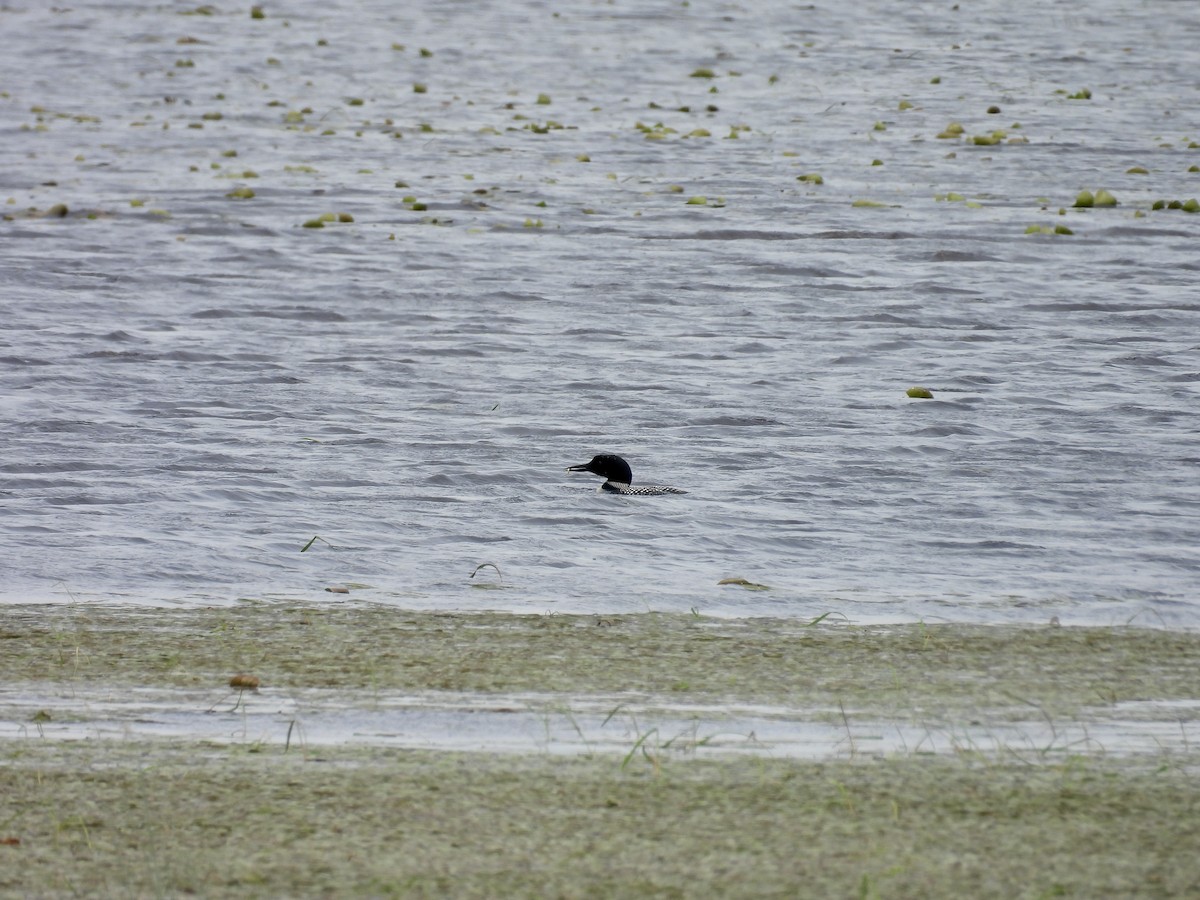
[716, 577, 770, 591]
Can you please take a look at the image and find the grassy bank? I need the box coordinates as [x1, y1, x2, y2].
[2, 741, 1198, 898]
[1, 604, 1198, 897]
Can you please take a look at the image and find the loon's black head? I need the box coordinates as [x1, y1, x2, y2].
[566, 453, 634, 485]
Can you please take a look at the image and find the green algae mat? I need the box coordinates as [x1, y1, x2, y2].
[2, 605, 1198, 897]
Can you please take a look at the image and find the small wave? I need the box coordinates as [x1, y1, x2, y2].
[919, 250, 1002, 263]
[1106, 354, 1176, 367]
[688, 416, 783, 427]
[911, 424, 983, 437]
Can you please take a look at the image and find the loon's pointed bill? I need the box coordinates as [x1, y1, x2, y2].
[566, 453, 687, 495]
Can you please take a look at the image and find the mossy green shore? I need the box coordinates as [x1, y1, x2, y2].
[2, 605, 1199, 898]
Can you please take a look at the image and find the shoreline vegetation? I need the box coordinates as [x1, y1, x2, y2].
[2, 604, 1198, 897]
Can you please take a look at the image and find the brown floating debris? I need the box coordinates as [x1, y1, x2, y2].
[229, 674, 260, 691]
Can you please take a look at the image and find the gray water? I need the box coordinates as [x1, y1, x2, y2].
[2, 0, 1198, 624]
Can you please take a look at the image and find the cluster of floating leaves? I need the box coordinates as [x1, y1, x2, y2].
[302, 212, 355, 229]
[1151, 198, 1199, 212]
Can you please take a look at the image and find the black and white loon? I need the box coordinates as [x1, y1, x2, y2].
[566, 454, 688, 495]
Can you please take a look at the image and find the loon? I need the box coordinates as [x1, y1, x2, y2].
[566, 454, 688, 495]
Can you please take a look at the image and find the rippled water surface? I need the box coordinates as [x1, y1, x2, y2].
[2, 0, 1198, 623]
